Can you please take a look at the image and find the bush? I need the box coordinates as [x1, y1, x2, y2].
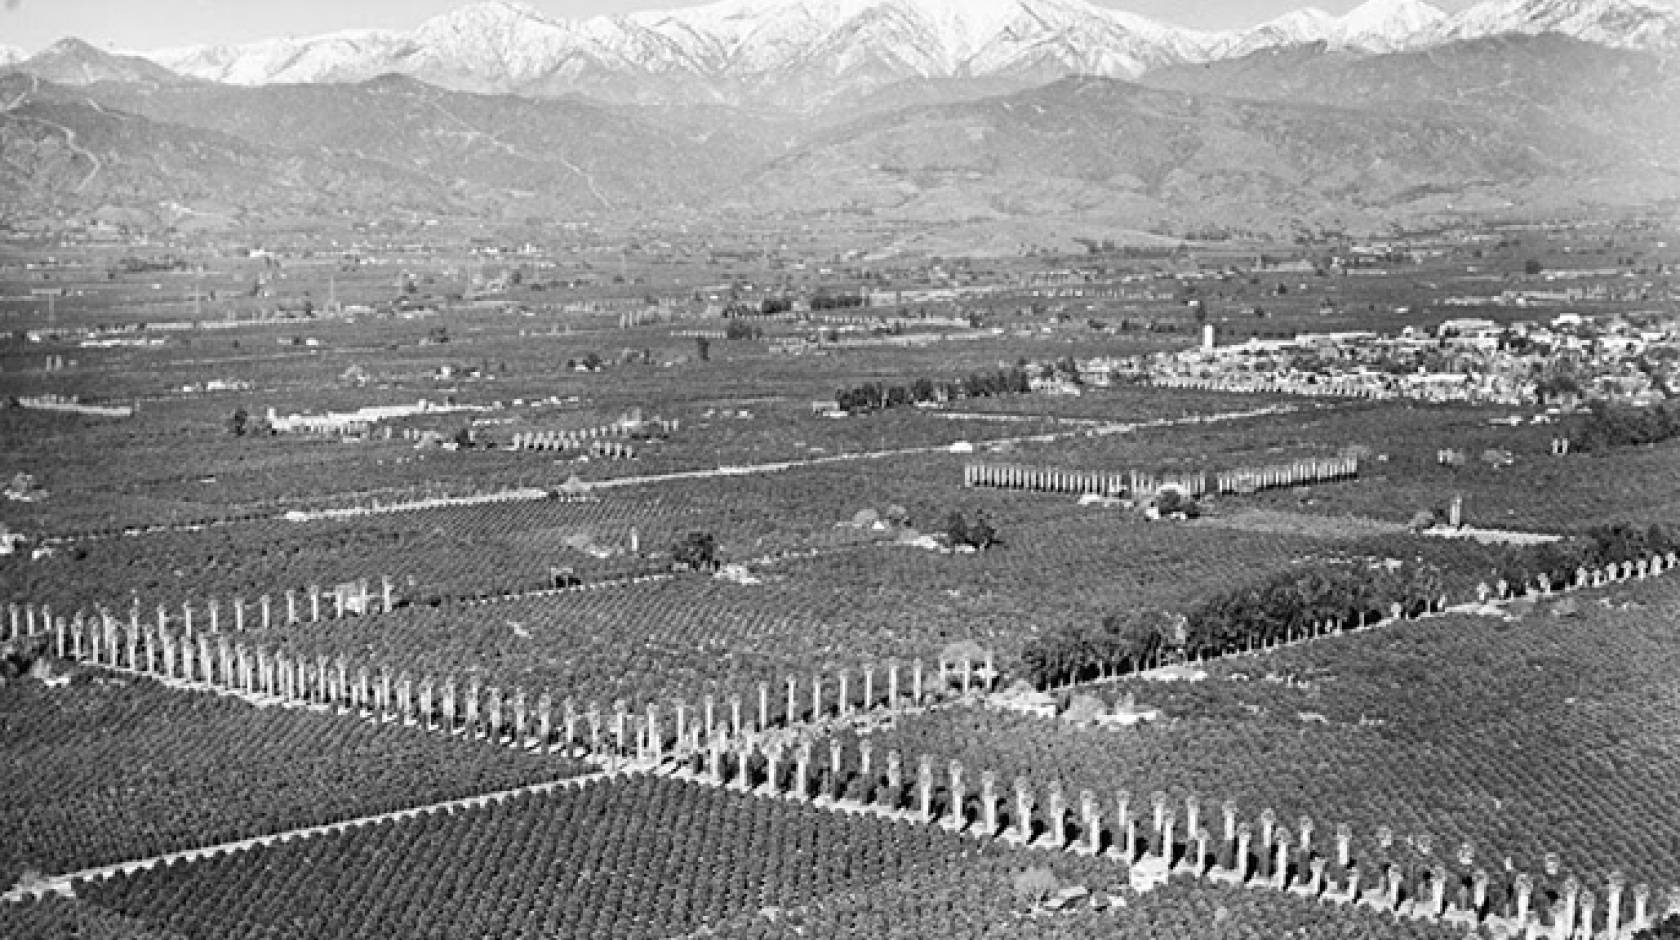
[1011, 866, 1060, 905]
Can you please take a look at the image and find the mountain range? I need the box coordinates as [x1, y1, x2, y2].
[2, 0, 1677, 238]
[745, 33, 1680, 232]
[78, 0, 1680, 109]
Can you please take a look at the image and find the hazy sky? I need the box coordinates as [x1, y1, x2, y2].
[1, 0, 1494, 54]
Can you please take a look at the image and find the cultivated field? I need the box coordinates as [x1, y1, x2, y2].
[851, 574, 1680, 889]
[4, 215, 1678, 939]
[0, 673, 582, 891]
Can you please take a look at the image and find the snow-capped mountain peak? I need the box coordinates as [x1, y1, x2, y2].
[1210, 0, 1448, 56]
[1428, 0, 1680, 50]
[104, 0, 1680, 109]
[1337, 0, 1449, 51]
[1276, 7, 1343, 32]
[1208, 7, 1337, 58]
[413, 0, 568, 41]
[141, 24, 409, 86]
[408, 1, 598, 83]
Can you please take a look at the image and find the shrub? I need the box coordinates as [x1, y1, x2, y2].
[1011, 866, 1060, 905]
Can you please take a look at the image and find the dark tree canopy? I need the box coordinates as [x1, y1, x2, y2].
[1636, 914, 1680, 940]
[671, 532, 719, 572]
[945, 511, 998, 551]
[1574, 400, 1680, 452]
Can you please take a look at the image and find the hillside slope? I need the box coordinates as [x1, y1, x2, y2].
[739, 66, 1680, 235]
[0, 75, 454, 223]
[1142, 34, 1680, 178]
[80, 74, 772, 213]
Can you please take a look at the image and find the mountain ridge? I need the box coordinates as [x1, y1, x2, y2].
[12, 37, 192, 88]
[3, 32, 1675, 236]
[734, 45, 1680, 236]
[40, 0, 1668, 109]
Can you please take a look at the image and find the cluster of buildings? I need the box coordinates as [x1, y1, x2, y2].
[1441, 279, 1659, 308]
[1143, 312, 1678, 407]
